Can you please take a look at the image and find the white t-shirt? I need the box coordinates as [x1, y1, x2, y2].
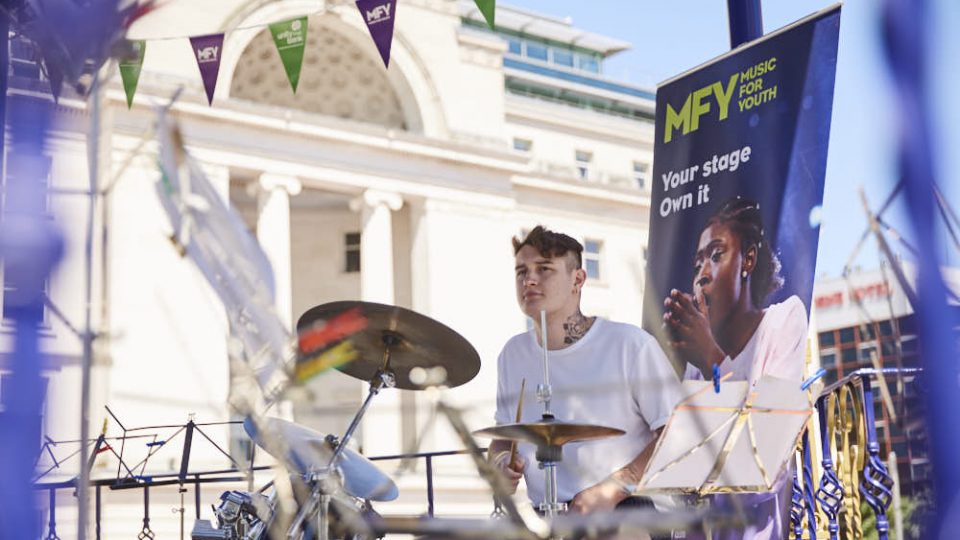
[494, 318, 684, 505]
[683, 295, 808, 540]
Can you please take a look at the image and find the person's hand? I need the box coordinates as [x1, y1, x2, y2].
[568, 477, 627, 514]
[663, 289, 725, 375]
[491, 450, 525, 494]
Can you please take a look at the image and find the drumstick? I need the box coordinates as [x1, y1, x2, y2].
[508, 378, 526, 469]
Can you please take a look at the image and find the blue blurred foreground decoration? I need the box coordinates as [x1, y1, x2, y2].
[882, 0, 960, 534]
[0, 2, 139, 537]
[0, 90, 63, 540]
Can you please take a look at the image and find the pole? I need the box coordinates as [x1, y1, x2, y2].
[78, 68, 103, 540]
[537, 310, 552, 416]
[881, 0, 960, 535]
[726, 0, 763, 48]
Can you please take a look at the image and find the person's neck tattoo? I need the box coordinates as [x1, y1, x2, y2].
[563, 311, 595, 345]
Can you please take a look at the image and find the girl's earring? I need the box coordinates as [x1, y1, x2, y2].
[741, 270, 748, 279]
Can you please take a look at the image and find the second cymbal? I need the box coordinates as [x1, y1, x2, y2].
[297, 301, 481, 390]
[473, 417, 625, 448]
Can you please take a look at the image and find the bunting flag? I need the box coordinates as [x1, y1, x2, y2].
[119, 40, 146, 109]
[189, 33, 225, 105]
[269, 17, 308, 93]
[356, 0, 397, 68]
[474, 0, 495, 29]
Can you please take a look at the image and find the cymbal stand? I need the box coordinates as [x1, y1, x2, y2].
[535, 311, 565, 518]
[327, 333, 399, 469]
[536, 311, 553, 418]
[434, 400, 547, 540]
[536, 444, 564, 518]
[285, 485, 329, 540]
[289, 333, 399, 540]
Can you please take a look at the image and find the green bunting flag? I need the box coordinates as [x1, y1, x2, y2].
[119, 40, 146, 109]
[474, 0, 495, 29]
[269, 17, 308, 93]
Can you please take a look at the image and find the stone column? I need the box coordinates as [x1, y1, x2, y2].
[351, 189, 404, 304]
[253, 173, 301, 330]
[350, 189, 404, 457]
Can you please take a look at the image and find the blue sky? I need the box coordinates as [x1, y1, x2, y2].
[504, 0, 960, 278]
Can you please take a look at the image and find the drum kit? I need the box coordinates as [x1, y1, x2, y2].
[152, 107, 721, 539]
[192, 301, 715, 540]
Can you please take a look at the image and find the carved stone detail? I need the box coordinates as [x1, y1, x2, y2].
[231, 18, 406, 129]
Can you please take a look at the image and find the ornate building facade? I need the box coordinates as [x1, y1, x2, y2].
[3, 1, 658, 533]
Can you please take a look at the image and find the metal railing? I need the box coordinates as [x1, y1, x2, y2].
[33, 448, 485, 539]
[789, 367, 924, 540]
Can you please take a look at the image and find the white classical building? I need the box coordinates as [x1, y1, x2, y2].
[4, 0, 658, 534]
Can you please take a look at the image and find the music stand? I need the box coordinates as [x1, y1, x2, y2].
[638, 375, 812, 495]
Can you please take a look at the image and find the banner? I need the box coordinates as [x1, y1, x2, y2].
[356, 0, 397, 68]
[642, 7, 841, 385]
[474, 0, 495, 29]
[190, 33, 225, 105]
[119, 40, 146, 109]
[269, 17, 308, 93]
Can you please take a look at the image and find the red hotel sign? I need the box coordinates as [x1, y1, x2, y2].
[815, 282, 891, 309]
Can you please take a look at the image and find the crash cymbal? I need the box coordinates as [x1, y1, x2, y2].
[473, 418, 625, 448]
[296, 301, 480, 390]
[244, 417, 399, 502]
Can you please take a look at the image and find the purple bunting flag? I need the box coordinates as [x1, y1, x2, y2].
[356, 0, 397, 68]
[189, 33, 225, 105]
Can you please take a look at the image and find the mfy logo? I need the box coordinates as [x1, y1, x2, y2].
[365, 3, 392, 24]
[196, 46, 219, 62]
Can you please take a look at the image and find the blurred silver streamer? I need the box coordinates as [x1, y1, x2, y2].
[154, 107, 293, 407]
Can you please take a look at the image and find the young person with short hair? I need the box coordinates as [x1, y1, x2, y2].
[490, 226, 684, 518]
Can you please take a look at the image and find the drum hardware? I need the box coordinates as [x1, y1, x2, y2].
[536, 309, 560, 518]
[294, 301, 481, 536]
[199, 300, 496, 539]
[433, 400, 547, 540]
[210, 301, 484, 540]
[475, 310, 625, 520]
[473, 419, 626, 520]
[240, 415, 388, 540]
[536, 311, 554, 417]
[376, 341, 545, 539]
[191, 490, 274, 540]
[326, 361, 396, 483]
[296, 301, 481, 391]
[286, 486, 327, 540]
[244, 417, 399, 502]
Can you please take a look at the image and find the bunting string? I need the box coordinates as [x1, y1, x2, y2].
[110, 0, 495, 106]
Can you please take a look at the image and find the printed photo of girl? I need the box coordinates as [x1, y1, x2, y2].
[660, 197, 808, 540]
[662, 197, 808, 387]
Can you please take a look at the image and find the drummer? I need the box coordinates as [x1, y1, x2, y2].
[490, 226, 684, 514]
